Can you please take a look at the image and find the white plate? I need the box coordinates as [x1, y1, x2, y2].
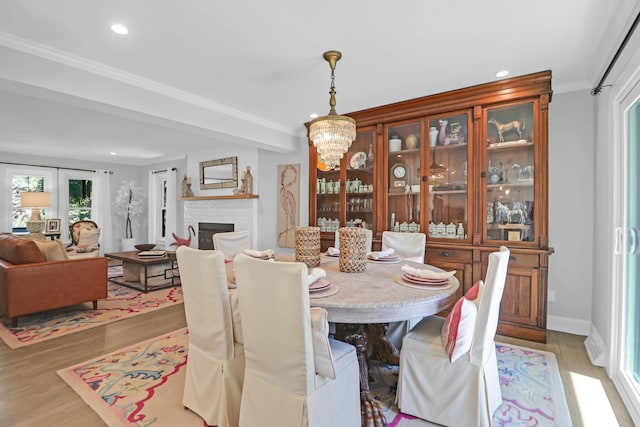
[350, 151, 367, 169]
[396, 277, 453, 290]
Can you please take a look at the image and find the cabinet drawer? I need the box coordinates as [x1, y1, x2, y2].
[426, 248, 472, 264]
[481, 251, 538, 268]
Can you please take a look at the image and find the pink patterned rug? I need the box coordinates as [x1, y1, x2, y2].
[58, 329, 571, 427]
[0, 267, 183, 349]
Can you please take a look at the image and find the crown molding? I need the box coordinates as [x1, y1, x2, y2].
[0, 30, 296, 136]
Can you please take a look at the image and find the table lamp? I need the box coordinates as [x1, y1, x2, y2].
[20, 191, 51, 233]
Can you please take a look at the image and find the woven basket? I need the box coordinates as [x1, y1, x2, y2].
[338, 227, 367, 273]
[295, 226, 321, 268]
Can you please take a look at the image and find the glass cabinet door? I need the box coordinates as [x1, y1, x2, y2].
[386, 121, 421, 232]
[315, 153, 341, 234]
[345, 129, 375, 230]
[426, 112, 471, 240]
[484, 102, 535, 243]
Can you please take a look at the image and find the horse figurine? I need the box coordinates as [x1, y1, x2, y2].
[488, 117, 525, 142]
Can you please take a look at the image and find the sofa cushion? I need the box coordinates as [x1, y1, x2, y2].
[0, 233, 46, 264]
[33, 239, 69, 261]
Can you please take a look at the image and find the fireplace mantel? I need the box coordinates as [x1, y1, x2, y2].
[179, 194, 259, 201]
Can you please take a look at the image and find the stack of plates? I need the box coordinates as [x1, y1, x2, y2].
[309, 278, 331, 292]
[367, 254, 400, 263]
[324, 251, 340, 257]
[249, 254, 278, 260]
[402, 273, 449, 286]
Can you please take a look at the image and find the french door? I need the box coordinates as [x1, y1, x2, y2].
[614, 75, 640, 424]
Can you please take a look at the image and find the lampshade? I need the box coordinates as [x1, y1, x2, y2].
[20, 191, 51, 233]
[309, 50, 356, 170]
[20, 191, 51, 208]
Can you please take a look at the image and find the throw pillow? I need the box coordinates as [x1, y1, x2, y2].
[33, 239, 69, 261]
[77, 227, 101, 248]
[441, 280, 484, 363]
[310, 307, 336, 379]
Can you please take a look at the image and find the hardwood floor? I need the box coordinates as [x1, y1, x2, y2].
[0, 304, 633, 427]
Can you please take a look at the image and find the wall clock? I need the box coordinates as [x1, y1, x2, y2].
[390, 163, 407, 192]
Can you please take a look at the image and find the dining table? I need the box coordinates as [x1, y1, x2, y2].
[274, 252, 460, 427]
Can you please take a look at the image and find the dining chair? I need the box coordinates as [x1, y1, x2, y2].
[176, 246, 244, 427]
[213, 231, 251, 261]
[334, 228, 373, 253]
[381, 230, 426, 262]
[381, 230, 427, 348]
[233, 253, 360, 427]
[396, 246, 510, 427]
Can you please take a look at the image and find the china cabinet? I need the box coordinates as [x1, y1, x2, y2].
[307, 71, 553, 342]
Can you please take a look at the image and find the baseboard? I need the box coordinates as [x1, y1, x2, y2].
[584, 326, 606, 367]
[547, 314, 591, 336]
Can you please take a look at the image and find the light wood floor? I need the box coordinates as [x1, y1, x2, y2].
[0, 304, 634, 427]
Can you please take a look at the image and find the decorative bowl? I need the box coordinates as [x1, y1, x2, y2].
[134, 244, 156, 251]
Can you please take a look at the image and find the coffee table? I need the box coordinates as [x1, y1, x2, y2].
[105, 251, 180, 292]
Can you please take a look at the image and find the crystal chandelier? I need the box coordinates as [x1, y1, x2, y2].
[309, 51, 356, 169]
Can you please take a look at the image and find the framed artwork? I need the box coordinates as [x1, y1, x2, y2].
[277, 164, 300, 248]
[46, 218, 61, 233]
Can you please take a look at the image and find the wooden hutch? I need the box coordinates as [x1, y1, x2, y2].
[307, 71, 553, 342]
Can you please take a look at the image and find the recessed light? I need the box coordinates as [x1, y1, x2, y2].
[111, 23, 129, 35]
[310, 113, 318, 119]
[109, 152, 117, 156]
[496, 70, 509, 78]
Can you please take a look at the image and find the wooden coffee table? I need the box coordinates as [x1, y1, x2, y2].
[105, 251, 180, 292]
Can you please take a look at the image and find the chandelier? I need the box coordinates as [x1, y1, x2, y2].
[309, 50, 356, 170]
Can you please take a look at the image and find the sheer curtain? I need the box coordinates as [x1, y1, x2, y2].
[166, 168, 177, 244]
[93, 170, 113, 253]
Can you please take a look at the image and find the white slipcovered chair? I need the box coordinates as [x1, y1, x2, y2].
[175, 246, 244, 427]
[213, 231, 251, 261]
[381, 230, 427, 348]
[233, 253, 361, 427]
[396, 246, 510, 427]
[334, 228, 373, 253]
[381, 230, 426, 263]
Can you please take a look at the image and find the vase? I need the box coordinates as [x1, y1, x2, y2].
[429, 127, 439, 147]
[389, 136, 402, 152]
[405, 133, 418, 149]
[121, 238, 136, 251]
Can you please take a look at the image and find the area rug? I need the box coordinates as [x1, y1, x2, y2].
[0, 266, 183, 349]
[58, 328, 572, 427]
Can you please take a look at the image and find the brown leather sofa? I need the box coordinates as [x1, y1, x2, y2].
[0, 233, 108, 327]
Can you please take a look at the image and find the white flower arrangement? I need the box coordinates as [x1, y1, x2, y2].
[114, 181, 144, 239]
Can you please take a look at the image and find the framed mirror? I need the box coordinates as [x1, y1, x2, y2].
[200, 156, 238, 190]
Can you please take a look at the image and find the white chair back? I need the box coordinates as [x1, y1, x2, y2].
[177, 246, 234, 359]
[175, 246, 244, 426]
[335, 228, 373, 253]
[470, 246, 510, 364]
[235, 254, 314, 394]
[213, 231, 251, 260]
[381, 231, 426, 263]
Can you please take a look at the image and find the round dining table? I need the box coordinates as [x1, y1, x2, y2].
[278, 252, 460, 427]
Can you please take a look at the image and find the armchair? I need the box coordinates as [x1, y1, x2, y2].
[67, 220, 101, 258]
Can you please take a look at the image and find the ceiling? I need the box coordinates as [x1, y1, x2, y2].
[0, 1, 637, 165]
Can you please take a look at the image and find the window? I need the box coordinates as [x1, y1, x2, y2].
[161, 177, 167, 238]
[68, 179, 93, 223]
[11, 174, 45, 232]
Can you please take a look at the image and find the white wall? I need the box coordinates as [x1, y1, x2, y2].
[547, 90, 596, 334]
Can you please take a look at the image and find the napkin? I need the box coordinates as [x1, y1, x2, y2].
[368, 248, 395, 260]
[244, 248, 275, 258]
[307, 267, 327, 285]
[401, 264, 455, 280]
[327, 247, 340, 255]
